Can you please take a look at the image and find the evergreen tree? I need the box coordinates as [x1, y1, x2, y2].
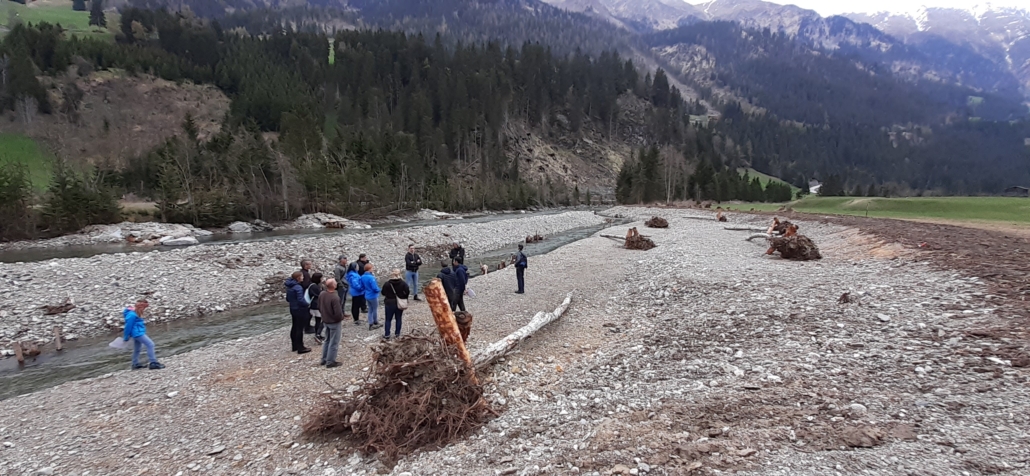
[89, 0, 106, 28]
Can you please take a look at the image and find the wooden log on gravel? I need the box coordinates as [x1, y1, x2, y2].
[473, 292, 573, 369]
[725, 226, 768, 232]
[746, 233, 772, 242]
[423, 278, 473, 367]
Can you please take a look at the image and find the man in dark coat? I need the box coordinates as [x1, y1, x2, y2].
[514, 244, 528, 294]
[451, 257, 468, 312]
[436, 261, 459, 307]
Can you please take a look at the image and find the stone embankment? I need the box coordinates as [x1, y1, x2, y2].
[0, 211, 606, 352]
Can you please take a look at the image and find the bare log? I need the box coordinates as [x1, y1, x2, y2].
[473, 292, 573, 369]
[746, 233, 772, 242]
[423, 279, 473, 367]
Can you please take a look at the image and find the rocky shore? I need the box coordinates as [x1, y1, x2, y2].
[1, 207, 1026, 476]
[0, 211, 606, 352]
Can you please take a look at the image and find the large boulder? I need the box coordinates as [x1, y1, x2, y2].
[228, 222, 253, 233]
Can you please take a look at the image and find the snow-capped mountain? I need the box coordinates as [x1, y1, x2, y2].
[546, 0, 702, 30]
[845, 6, 1030, 95]
[542, 0, 1029, 97]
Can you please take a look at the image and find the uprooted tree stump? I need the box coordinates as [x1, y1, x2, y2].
[625, 227, 656, 250]
[601, 227, 656, 251]
[301, 333, 490, 465]
[303, 283, 575, 466]
[645, 216, 669, 228]
[767, 234, 822, 261]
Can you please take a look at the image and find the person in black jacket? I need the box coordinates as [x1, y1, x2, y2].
[300, 259, 314, 289]
[307, 273, 325, 343]
[436, 261, 459, 306]
[514, 244, 528, 294]
[381, 269, 410, 340]
[404, 244, 423, 301]
[449, 242, 465, 265]
[451, 257, 468, 312]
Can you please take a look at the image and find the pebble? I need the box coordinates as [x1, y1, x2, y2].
[876, 313, 891, 322]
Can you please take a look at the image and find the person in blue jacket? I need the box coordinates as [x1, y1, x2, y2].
[360, 263, 383, 331]
[122, 299, 164, 370]
[285, 271, 311, 354]
[347, 265, 364, 326]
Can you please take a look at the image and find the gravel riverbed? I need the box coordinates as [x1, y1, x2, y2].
[0, 211, 607, 352]
[1, 207, 1027, 476]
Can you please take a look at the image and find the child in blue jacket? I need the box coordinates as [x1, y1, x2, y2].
[123, 299, 165, 370]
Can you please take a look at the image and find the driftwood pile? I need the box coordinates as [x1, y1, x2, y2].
[645, 216, 669, 228]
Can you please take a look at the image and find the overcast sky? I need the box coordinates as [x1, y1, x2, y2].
[685, 1, 1027, 16]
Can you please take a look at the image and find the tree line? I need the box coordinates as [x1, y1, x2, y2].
[0, 13, 694, 237]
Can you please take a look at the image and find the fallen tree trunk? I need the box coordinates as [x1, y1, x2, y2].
[746, 233, 772, 242]
[473, 292, 573, 369]
[725, 226, 768, 232]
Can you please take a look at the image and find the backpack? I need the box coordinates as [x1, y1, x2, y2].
[303, 287, 313, 305]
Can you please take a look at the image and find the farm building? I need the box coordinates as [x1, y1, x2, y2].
[1003, 186, 1029, 197]
[808, 179, 822, 195]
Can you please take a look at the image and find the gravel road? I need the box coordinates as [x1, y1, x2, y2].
[1, 206, 1027, 476]
[0, 211, 606, 352]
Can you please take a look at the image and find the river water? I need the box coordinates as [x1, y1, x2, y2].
[0, 221, 614, 400]
[0, 209, 581, 264]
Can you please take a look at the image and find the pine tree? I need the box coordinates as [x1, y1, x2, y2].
[89, 0, 106, 28]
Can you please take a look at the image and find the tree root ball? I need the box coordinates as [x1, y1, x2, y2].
[645, 216, 669, 228]
[302, 333, 492, 465]
[768, 234, 822, 261]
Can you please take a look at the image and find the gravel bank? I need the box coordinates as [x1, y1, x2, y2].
[1, 207, 1026, 476]
[0, 211, 606, 351]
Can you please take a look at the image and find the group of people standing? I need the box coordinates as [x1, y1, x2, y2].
[283, 240, 528, 367]
[283, 246, 430, 365]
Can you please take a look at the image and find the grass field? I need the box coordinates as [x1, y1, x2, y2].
[727, 196, 1030, 225]
[0, 0, 117, 40]
[738, 168, 801, 196]
[0, 133, 52, 190]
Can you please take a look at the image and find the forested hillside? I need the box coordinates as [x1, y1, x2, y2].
[0, 11, 697, 238]
[2, 1, 1029, 241]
